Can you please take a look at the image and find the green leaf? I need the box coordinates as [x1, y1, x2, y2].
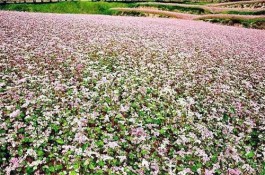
[138, 111, 145, 117]
[129, 153, 136, 160]
[230, 106, 236, 113]
[96, 140, 104, 148]
[51, 124, 60, 133]
[37, 150, 44, 157]
[0, 129, 5, 134]
[22, 137, 33, 143]
[89, 163, 95, 169]
[82, 143, 89, 151]
[56, 139, 64, 145]
[48, 166, 55, 173]
[98, 160, 105, 167]
[95, 127, 101, 133]
[211, 154, 218, 163]
[141, 150, 148, 155]
[18, 146, 23, 156]
[96, 170, 104, 175]
[113, 136, 119, 141]
[246, 151, 255, 158]
[74, 163, 79, 169]
[159, 128, 166, 135]
[147, 88, 152, 94]
[18, 128, 25, 133]
[55, 164, 63, 171]
[70, 171, 77, 175]
[26, 166, 34, 174]
[222, 113, 229, 123]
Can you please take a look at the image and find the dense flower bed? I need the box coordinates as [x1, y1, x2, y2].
[0, 11, 265, 175]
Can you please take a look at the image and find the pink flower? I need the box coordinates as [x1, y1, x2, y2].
[120, 105, 130, 112]
[176, 150, 187, 157]
[74, 132, 88, 144]
[205, 169, 214, 175]
[54, 83, 65, 91]
[228, 168, 241, 175]
[10, 157, 19, 168]
[102, 77, 107, 83]
[178, 168, 192, 175]
[17, 78, 27, 84]
[235, 102, 243, 114]
[106, 141, 120, 149]
[153, 131, 160, 137]
[151, 162, 159, 174]
[10, 110, 20, 118]
[76, 63, 83, 72]
[131, 127, 146, 137]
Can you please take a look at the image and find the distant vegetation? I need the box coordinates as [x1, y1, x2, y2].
[1, 1, 264, 16]
[134, 3, 209, 14]
[0, 1, 136, 15]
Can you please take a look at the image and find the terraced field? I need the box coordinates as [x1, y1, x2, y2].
[113, 0, 265, 29]
[1, 11, 265, 174]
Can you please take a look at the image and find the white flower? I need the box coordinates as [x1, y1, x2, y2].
[116, 156, 127, 162]
[21, 100, 30, 108]
[142, 159, 149, 169]
[0, 82, 5, 87]
[178, 168, 192, 175]
[106, 141, 120, 149]
[74, 132, 88, 144]
[101, 155, 113, 161]
[10, 110, 20, 118]
[120, 105, 130, 112]
[178, 98, 187, 106]
[104, 115, 110, 122]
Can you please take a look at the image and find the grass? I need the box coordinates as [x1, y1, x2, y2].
[135, 3, 209, 14]
[0, 1, 136, 15]
[204, 18, 265, 29]
[180, 1, 213, 5]
[226, 10, 265, 16]
[153, 1, 212, 5]
[112, 7, 197, 19]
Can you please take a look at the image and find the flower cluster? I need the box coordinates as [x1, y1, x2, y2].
[0, 11, 265, 175]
